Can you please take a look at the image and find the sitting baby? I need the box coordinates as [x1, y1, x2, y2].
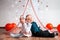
[10, 15, 32, 37]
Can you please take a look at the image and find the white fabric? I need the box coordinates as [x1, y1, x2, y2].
[24, 23, 32, 37]
[10, 33, 24, 37]
[18, 23, 32, 37]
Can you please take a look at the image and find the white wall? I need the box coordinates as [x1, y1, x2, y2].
[0, 0, 60, 27]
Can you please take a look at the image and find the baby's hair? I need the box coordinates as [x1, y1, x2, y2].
[26, 14, 32, 17]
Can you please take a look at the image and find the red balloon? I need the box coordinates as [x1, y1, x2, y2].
[57, 24, 60, 32]
[5, 23, 16, 31]
[12, 23, 16, 28]
[46, 23, 53, 30]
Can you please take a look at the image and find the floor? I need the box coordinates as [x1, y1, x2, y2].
[0, 29, 60, 40]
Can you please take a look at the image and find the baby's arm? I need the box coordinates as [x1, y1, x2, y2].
[23, 23, 32, 37]
[11, 27, 21, 34]
[10, 23, 22, 34]
[22, 23, 31, 33]
[26, 23, 32, 32]
[25, 23, 32, 35]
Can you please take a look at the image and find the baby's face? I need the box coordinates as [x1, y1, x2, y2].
[20, 18, 25, 24]
[26, 16, 32, 23]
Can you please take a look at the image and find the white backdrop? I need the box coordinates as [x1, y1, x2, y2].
[0, 0, 60, 27]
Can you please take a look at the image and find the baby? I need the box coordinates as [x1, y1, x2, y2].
[18, 15, 32, 37]
[9, 15, 25, 37]
[9, 15, 32, 37]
